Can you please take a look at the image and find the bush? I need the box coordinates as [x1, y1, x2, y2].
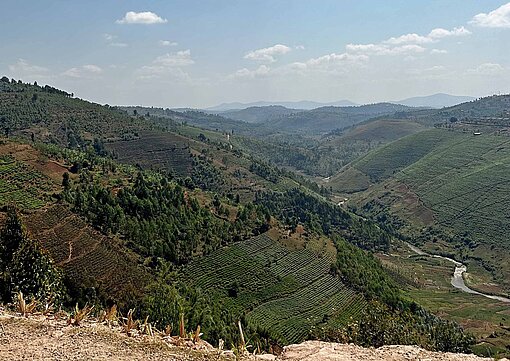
[0, 206, 65, 304]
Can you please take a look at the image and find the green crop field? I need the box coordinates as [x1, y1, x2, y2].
[332, 128, 510, 290]
[106, 131, 193, 176]
[351, 129, 458, 183]
[183, 233, 366, 344]
[396, 132, 510, 246]
[0, 154, 52, 209]
[24, 204, 149, 304]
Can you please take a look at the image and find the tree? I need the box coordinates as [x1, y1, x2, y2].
[62, 172, 71, 189]
[0, 206, 25, 262]
[0, 207, 64, 303]
[10, 236, 65, 304]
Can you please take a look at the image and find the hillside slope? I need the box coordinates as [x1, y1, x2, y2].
[330, 128, 510, 291]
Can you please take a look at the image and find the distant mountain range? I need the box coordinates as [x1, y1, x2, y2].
[206, 100, 358, 111]
[206, 93, 475, 111]
[393, 93, 475, 108]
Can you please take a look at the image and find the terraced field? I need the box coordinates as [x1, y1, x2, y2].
[344, 128, 510, 253]
[333, 128, 510, 289]
[24, 204, 149, 304]
[395, 132, 510, 249]
[183, 233, 366, 344]
[0, 154, 52, 209]
[106, 131, 193, 176]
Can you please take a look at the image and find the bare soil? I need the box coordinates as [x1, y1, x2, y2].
[0, 311, 506, 361]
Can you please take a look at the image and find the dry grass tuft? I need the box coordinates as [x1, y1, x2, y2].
[16, 291, 38, 317]
[99, 304, 118, 326]
[179, 313, 185, 338]
[68, 303, 94, 326]
[123, 309, 138, 336]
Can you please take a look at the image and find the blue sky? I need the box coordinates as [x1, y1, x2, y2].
[1, 1, 509, 107]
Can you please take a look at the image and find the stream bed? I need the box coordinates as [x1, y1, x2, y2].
[406, 243, 510, 303]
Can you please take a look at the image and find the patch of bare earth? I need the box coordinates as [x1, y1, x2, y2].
[0, 312, 219, 361]
[279, 341, 504, 361]
[0, 311, 506, 361]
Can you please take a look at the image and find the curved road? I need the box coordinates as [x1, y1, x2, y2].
[407, 243, 510, 303]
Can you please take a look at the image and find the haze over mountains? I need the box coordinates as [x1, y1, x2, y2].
[206, 93, 475, 111]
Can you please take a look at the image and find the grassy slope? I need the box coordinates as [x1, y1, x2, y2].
[182, 231, 366, 345]
[0, 83, 152, 145]
[331, 128, 510, 291]
[0, 141, 149, 305]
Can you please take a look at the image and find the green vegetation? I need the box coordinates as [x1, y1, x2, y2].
[63, 170, 270, 264]
[0, 154, 51, 209]
[0, 79, 152, 146]
[0, 206, 65, 304]
[314, 300, 475, 353]
[181, 233, 365, 345]
[256, 188, 390, 251]
[0, 79, 480, 354]
[336, 128, 510, 290]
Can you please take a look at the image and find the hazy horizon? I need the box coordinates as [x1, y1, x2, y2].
[1, 1, 509, 108]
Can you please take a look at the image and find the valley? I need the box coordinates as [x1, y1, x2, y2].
[1, 78, 510, 357]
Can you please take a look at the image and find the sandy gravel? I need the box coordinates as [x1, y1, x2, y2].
[280, 341, 505, 361]
[0, 312, 506, 361]
[0, 314, 217, 361]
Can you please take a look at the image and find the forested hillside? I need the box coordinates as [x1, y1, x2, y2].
[0, 79, 476, 354]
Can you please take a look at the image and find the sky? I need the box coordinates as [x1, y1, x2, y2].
[1, 0, 509, 108]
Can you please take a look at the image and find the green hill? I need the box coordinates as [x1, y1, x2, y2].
[0, 79, 152, 145]
[0, 79, 476, 354]
[331, 128, 510, 291]
[182, 232, 366, 344]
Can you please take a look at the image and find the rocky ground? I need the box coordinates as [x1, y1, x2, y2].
[0, 310, 506, 361]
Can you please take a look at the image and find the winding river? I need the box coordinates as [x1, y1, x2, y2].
[406, 243, 510, 303]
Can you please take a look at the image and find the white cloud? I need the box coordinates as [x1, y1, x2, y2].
[230, 65, 271, 79]
[8, 59, 48, 75]
[346, 43, 426, 55]
[383, 26, 470, 46]
[137, 50, 194, 80]
[471, 3, 510, 28]
[305, 52, 369, 67]
[345, 25, 468, 59]
[159, 40, 178, 47]
[62, 64, 103, 78]
[104, 33, 116, 41]
[467, 63, 505, 75]
[244, 44, 291, 63]
[431, 49, 448, 54]
[103, 33, 127, 47]
[384, 33, 433, 45]
[278, 52, 369, 77]
[428, 26, 471, 39]
[116, 11, 167, 25]
[153, 50, 194, 67]
[295, 45, 305, 50]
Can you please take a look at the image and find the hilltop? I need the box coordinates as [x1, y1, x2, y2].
[393, 93, 475, 108]
[0, 310, 500, 361]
